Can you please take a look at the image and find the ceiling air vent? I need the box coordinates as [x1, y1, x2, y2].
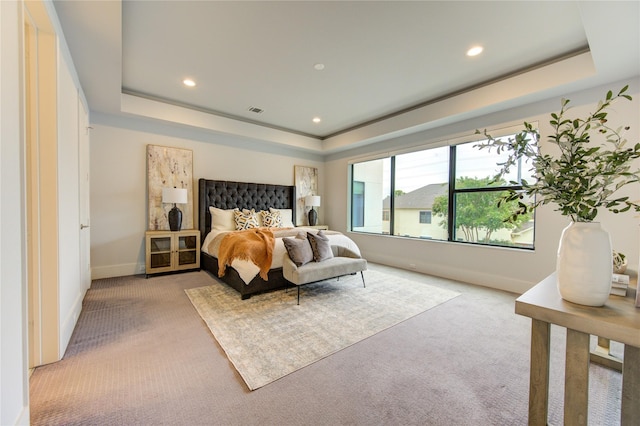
[248, 106, 264, 114]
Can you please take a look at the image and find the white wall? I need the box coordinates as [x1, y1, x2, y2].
[90, 80, 640, 294]
[89, 116, 324, 279]
[0, 1, 29, 424]
[325, 80, 640, 294]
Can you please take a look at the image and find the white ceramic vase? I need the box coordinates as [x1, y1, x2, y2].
[556, 221, 612, 307]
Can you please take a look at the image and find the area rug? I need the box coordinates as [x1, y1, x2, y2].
[185, 270, 460, 390]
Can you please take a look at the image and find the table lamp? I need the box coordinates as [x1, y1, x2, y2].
[162, 187, 188, 231]
[305, 195, 321, 226]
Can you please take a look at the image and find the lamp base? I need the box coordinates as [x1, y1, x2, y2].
[308, 208, 317, 227]
[168, 205, 182, 231]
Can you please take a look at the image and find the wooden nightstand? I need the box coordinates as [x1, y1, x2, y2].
[307, 225, 328, 230]
[145, 229, 200, 277]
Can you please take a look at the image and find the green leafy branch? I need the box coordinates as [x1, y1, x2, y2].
[475, 86, 640, 222]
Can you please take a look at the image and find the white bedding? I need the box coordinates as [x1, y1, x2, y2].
[202, 227, 361, 284]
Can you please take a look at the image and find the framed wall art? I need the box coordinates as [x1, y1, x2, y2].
[294, 165, 318, 226]
[147, 144, 194, 230]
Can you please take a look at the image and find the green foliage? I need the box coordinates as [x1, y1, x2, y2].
[476, 86, 640, 222]
[432, 176, 532, 243]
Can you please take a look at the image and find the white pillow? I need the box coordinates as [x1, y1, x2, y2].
[269, 207, 295, 227]
[256, 210, 266, 227]
[209, 207, 237, 231]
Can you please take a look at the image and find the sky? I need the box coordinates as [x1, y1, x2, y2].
[382, 135, 534, 195]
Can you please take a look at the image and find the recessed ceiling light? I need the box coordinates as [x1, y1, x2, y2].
[466, 46, 483, 57]
[313, 63, 325, 71]
[312, 117, 321, 123]
[183, 78, 196, 87]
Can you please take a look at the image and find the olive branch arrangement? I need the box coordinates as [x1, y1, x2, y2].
[475, 86, 640, 223]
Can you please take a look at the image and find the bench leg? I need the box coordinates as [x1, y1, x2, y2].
[295, 271, 365, 305]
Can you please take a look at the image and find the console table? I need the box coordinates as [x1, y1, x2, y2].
[515, 273, 639, 426]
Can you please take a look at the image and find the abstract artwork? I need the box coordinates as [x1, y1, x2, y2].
[147, 145, 193, 230]
[294, 165, 318, 226]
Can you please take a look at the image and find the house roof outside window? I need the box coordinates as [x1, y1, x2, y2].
[383, 183, 448, 210]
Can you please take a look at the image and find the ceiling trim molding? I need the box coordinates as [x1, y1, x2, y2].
[322, 51, 597, 152]
[120, 94, 324, 152]
[119, 50, 596, 156]
[121, 88, 321, 140]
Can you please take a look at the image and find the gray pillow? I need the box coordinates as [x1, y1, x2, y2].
[307, 230, 334, 262]
[283, 232, 314, 266]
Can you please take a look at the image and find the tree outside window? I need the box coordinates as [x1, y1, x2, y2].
[431, 176, 533, 246]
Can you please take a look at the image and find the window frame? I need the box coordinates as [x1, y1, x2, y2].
[351, 180, 365, 228]
[348, 126, 536, 250]
[447, 145, 529, 244]
[418, 210, 432, 224]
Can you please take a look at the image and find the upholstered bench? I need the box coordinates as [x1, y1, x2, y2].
[282, 245, 367, 304]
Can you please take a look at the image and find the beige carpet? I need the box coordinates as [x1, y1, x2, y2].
[186, 269, 460, 390]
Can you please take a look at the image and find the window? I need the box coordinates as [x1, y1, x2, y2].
[351, 159, 391, 234]
[449, 140, 535, 247]
[419, 211, 432, 224]
[393, 147, 449, 239]
[352, 181, 365, 228]
[349, 131, 535, 249]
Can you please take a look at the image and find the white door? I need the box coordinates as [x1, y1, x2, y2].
[79, 99, 91, 291]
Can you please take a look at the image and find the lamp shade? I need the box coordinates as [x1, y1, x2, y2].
[162, 187, 188, 204]
[305, 195, 321, 207]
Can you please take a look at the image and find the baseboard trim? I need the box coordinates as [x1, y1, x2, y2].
[91, 263, 144, 280]
[59, 288, 86, 357]
[91, 258, 536, 294]
[364, 253, 535, 295]
[15, 404, 29, 426]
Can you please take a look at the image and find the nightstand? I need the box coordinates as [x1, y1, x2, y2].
[145, 229, 200, 277]
[307, 225, 329, 230]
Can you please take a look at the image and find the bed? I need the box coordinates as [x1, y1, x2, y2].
[198, 178, 360, 299]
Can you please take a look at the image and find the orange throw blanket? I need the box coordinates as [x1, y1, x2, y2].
[217, 228, 275, 281]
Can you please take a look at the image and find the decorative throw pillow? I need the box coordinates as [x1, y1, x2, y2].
[210, 207, 237, 231]
[269, 208, 295, 228]
[283, 232, 314, 266]
[234, 208, 259, 230]
[260, 209, 282, 228]
[307, 229, 333, 262]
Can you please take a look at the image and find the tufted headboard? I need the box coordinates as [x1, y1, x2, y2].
[198, 178, 297, 243]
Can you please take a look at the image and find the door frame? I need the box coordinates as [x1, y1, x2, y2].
[25, 0, 60, 367]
